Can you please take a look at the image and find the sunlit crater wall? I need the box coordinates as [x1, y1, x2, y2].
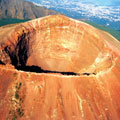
[23, 15, 115, 74]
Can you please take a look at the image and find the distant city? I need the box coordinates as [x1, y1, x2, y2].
[27, 0, 120, 30]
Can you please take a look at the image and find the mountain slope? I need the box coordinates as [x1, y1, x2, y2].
[0, 15, 120, 120]
[82, 20, 120, 41]
[0, 18, 29, 27]
[0, 0, 56, 19]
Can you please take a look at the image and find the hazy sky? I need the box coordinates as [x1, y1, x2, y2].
[32, 0, 120, 6]
[82, 0, 120, 5]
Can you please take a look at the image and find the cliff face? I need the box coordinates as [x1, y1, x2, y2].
[0, 0, 56, 19]
[0, 15, 120, 120]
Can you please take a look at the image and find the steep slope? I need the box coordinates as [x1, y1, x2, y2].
[0, 15, 120, 120]
[0, 0, 56, 19]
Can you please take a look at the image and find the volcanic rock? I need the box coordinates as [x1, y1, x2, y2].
[0, 15, 120, 120]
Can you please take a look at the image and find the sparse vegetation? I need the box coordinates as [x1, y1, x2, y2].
[12, 114, 17, 120]
[13, 73, 18, 77]
[84, 20, 120, 41]
[7, 82, 24, 120]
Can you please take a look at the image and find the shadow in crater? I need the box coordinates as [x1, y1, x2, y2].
[0, 60, 5, 65]
[16, 65, 79, 75]
[16, 65, 96, 76]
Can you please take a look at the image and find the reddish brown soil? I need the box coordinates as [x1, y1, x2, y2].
[0, 15, 120, 120]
